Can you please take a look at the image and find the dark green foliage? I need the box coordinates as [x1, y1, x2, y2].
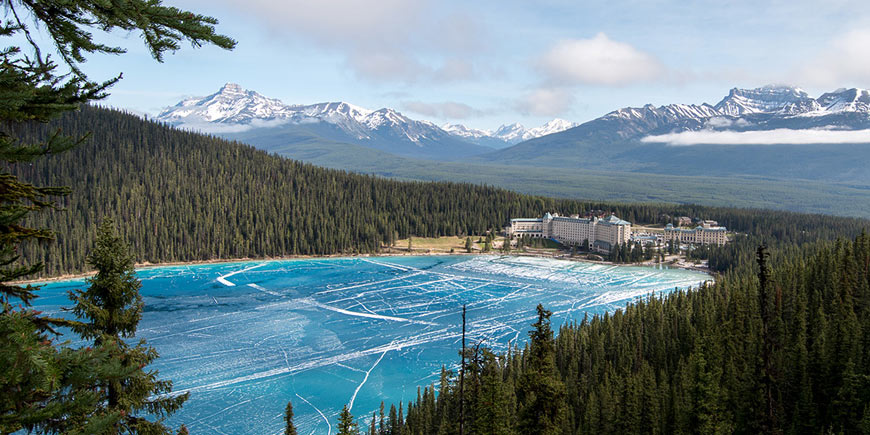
[517, 305, 566, 435]
[235, 129, 870, 219]
[69, 220, 143, 341]
[393, 233, 870, 434]
[338, 405, 360, 435]
[285, 401, 297, 435]
[1, 0, 231, 432]
[0, 308, 117, 434]
[67, 220, 187, 433]
[9, 106, 868, 277]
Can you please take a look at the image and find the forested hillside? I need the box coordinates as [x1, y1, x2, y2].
[7, 105, 870, 276]
[380, 234, 870, 434]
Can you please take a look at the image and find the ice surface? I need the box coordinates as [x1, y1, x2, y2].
[35, 255, 709, 434]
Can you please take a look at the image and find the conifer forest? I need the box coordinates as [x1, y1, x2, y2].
[3, 0, 870, 433]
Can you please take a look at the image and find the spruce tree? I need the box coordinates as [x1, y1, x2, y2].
[338, 405, 360, 435]
[388, 404, 399, 434]
[285, 401, 297, 435]
[67, 220, 187, 433]
[517, 304, 567, 435]
[0, 0, 233, 431]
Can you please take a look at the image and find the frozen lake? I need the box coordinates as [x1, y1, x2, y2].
[36, 255, 709, 434]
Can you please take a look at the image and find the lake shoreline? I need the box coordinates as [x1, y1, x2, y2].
[19, 249, 713, 285]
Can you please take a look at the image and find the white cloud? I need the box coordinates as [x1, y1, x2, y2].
[401, 101, 482, 119]
[538, 34, 665, 86]
[799, 29, 870, 87]
[642, 128, 870, 146]
[705, 117, 751, 128]
[213, 0, 423, 49]
[347, 52, 428, 82]
[433, 59, 476, 82]
[208, 0, 486, 83]
[515, 88, 575, 116]
[171, 118, 292, 134]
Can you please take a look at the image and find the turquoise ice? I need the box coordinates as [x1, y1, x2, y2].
[35, 255, 709, 434]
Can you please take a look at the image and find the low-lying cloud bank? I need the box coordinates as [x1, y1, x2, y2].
[170, 118, 295, 134]
[642, 128, 870, 146]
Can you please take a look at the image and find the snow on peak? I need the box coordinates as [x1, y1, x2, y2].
[219, 82, 244, 94]
[441, 123, 492, 139]
[156, 83, 292, 126]
[816, 88, 870, 113]
[605, 103, 719, 123]
[528, 118, 578, 137]
[599, 86, 870, 130]
[489, 119, 577, 144]
[714, 85, 815, 116]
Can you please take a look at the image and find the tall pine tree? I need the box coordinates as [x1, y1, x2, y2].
[517, 304, 567, 435]
[285, 401, 297, 435]
[338, 405, 360, 435]
[68, 220, 187, 433]
[0, 0, 233, 431]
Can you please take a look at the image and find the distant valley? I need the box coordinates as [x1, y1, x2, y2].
[156, 84, 870, 217]
[156, 83, 576, 160]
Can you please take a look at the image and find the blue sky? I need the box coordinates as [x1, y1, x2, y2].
[49, 0, 870, 130]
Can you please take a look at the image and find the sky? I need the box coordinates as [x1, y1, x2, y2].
[23, 0, 870, 130]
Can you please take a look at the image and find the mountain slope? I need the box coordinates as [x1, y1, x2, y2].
[157, 83, 578, 156]
[19, 105, 621, 275]
[442, 119, 579, 148]
[157, 83, 492, 160]
[477, 86, 870, 183]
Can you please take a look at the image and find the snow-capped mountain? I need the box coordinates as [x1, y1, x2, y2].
[156, 83, 497, 160]
[158, 83, 579, 156]
[494, 119, 578, 143]
[159, 84, 432, 142]
[816, 88, 870, 114]
[713, 85, 820, 116]
[443, 119, 578, 146]
[528, 119, 579, 139]
[157, 83, 296, 126]
[480, 85, 870, 182]
[440, 123, 491, 140]
[590, 85, 870, 136]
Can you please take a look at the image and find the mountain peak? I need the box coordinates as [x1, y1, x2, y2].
[491, 119, 577, 144]
[219, 82, 245, 94]
[715, 85, 815, 116]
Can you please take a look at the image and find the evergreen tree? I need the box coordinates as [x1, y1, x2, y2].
[379, 401, 386, 435]
[517, 304, 567, 435]
[472, 349, 512, 435]
[338, 405, 360, 435]
[466, 237, 473, 253]
[284, 401, 297, 435]
[391, 233, 870, 435]
[388, 404, 399, 434]
[67, 220, 187, 433]
[0, 0, 232, 431]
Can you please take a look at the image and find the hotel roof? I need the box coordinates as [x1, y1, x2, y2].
[600, 215, 631, 226]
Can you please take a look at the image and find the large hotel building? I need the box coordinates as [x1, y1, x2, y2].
[506, 212, 631, 253]
[663, 221, 728, 246]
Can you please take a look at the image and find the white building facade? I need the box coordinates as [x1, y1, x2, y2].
[506, 212, 632, 253]
[663, 222, 728, 246]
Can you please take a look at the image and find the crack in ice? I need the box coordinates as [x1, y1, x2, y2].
[308, 299, 436, 326]
[216, 263, 267, 286]
[296, 393, 331, 435]
[348, 349, 389, 411]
